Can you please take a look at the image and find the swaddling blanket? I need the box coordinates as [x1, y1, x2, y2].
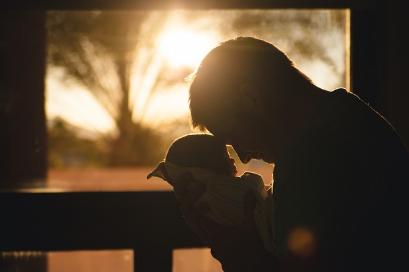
[147, 161, 275, 254]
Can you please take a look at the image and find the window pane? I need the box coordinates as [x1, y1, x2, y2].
[173, 248, 223, 272]
[48, 250, 133, 272]
[46, 9, 349, 191]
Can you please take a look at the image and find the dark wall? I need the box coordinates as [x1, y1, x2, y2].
[0, 11, 47, 188]
[351, 1, 409, 149]
[386, 1, 409, 149]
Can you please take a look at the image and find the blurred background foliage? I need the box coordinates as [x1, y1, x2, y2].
[48, 118, 109, 169]
[46, 11, 175, 168]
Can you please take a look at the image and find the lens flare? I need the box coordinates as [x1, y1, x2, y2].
[287, 226, 316, 258]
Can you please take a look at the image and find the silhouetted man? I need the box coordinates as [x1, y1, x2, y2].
[174, 37, 408, 272]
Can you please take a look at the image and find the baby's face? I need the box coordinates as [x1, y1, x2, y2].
[208, 146, 238, 177]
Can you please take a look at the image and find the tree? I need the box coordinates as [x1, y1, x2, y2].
[46, 11, 171, 166]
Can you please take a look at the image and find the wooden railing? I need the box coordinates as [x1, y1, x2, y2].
[0, 191, 203, 272]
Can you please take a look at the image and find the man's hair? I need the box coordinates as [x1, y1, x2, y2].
[165, 133, 226, 168]
[188, 36, 313, 131]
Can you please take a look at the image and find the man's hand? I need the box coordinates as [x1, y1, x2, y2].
[200, 192, 277, 272]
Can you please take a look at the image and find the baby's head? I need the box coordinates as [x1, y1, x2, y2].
[166, 134, 237, 176]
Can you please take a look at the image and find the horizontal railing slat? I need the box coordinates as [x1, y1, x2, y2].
[0, 191, 203, 252]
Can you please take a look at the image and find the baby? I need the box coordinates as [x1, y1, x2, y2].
[147, 133, 275, 254]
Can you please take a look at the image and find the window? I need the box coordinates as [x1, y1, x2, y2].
[46, 9, 350, 191]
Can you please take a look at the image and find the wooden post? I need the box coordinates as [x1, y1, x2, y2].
[134, 247, 173, 272]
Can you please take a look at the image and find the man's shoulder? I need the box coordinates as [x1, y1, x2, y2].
[307, 88, 392, 135]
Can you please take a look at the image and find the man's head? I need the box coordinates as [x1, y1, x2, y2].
[166, 134, 237, 176]
[188, 37, 315, 164]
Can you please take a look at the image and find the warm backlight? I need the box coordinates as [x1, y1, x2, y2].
[158, 28, 217, 68]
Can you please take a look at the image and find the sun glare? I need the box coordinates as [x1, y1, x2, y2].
[158, 28, 217, 68]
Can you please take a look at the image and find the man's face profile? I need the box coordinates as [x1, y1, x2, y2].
[205, 112, 277, 165]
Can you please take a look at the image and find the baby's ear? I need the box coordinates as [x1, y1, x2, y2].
[239, 83, 265, 115]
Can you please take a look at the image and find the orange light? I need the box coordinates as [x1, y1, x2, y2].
[287, 226, 316, 258]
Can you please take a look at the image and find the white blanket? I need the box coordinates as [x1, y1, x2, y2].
[147, 161, 275, 254]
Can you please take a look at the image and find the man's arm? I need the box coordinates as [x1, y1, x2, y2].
[173, 173, 278, 272]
